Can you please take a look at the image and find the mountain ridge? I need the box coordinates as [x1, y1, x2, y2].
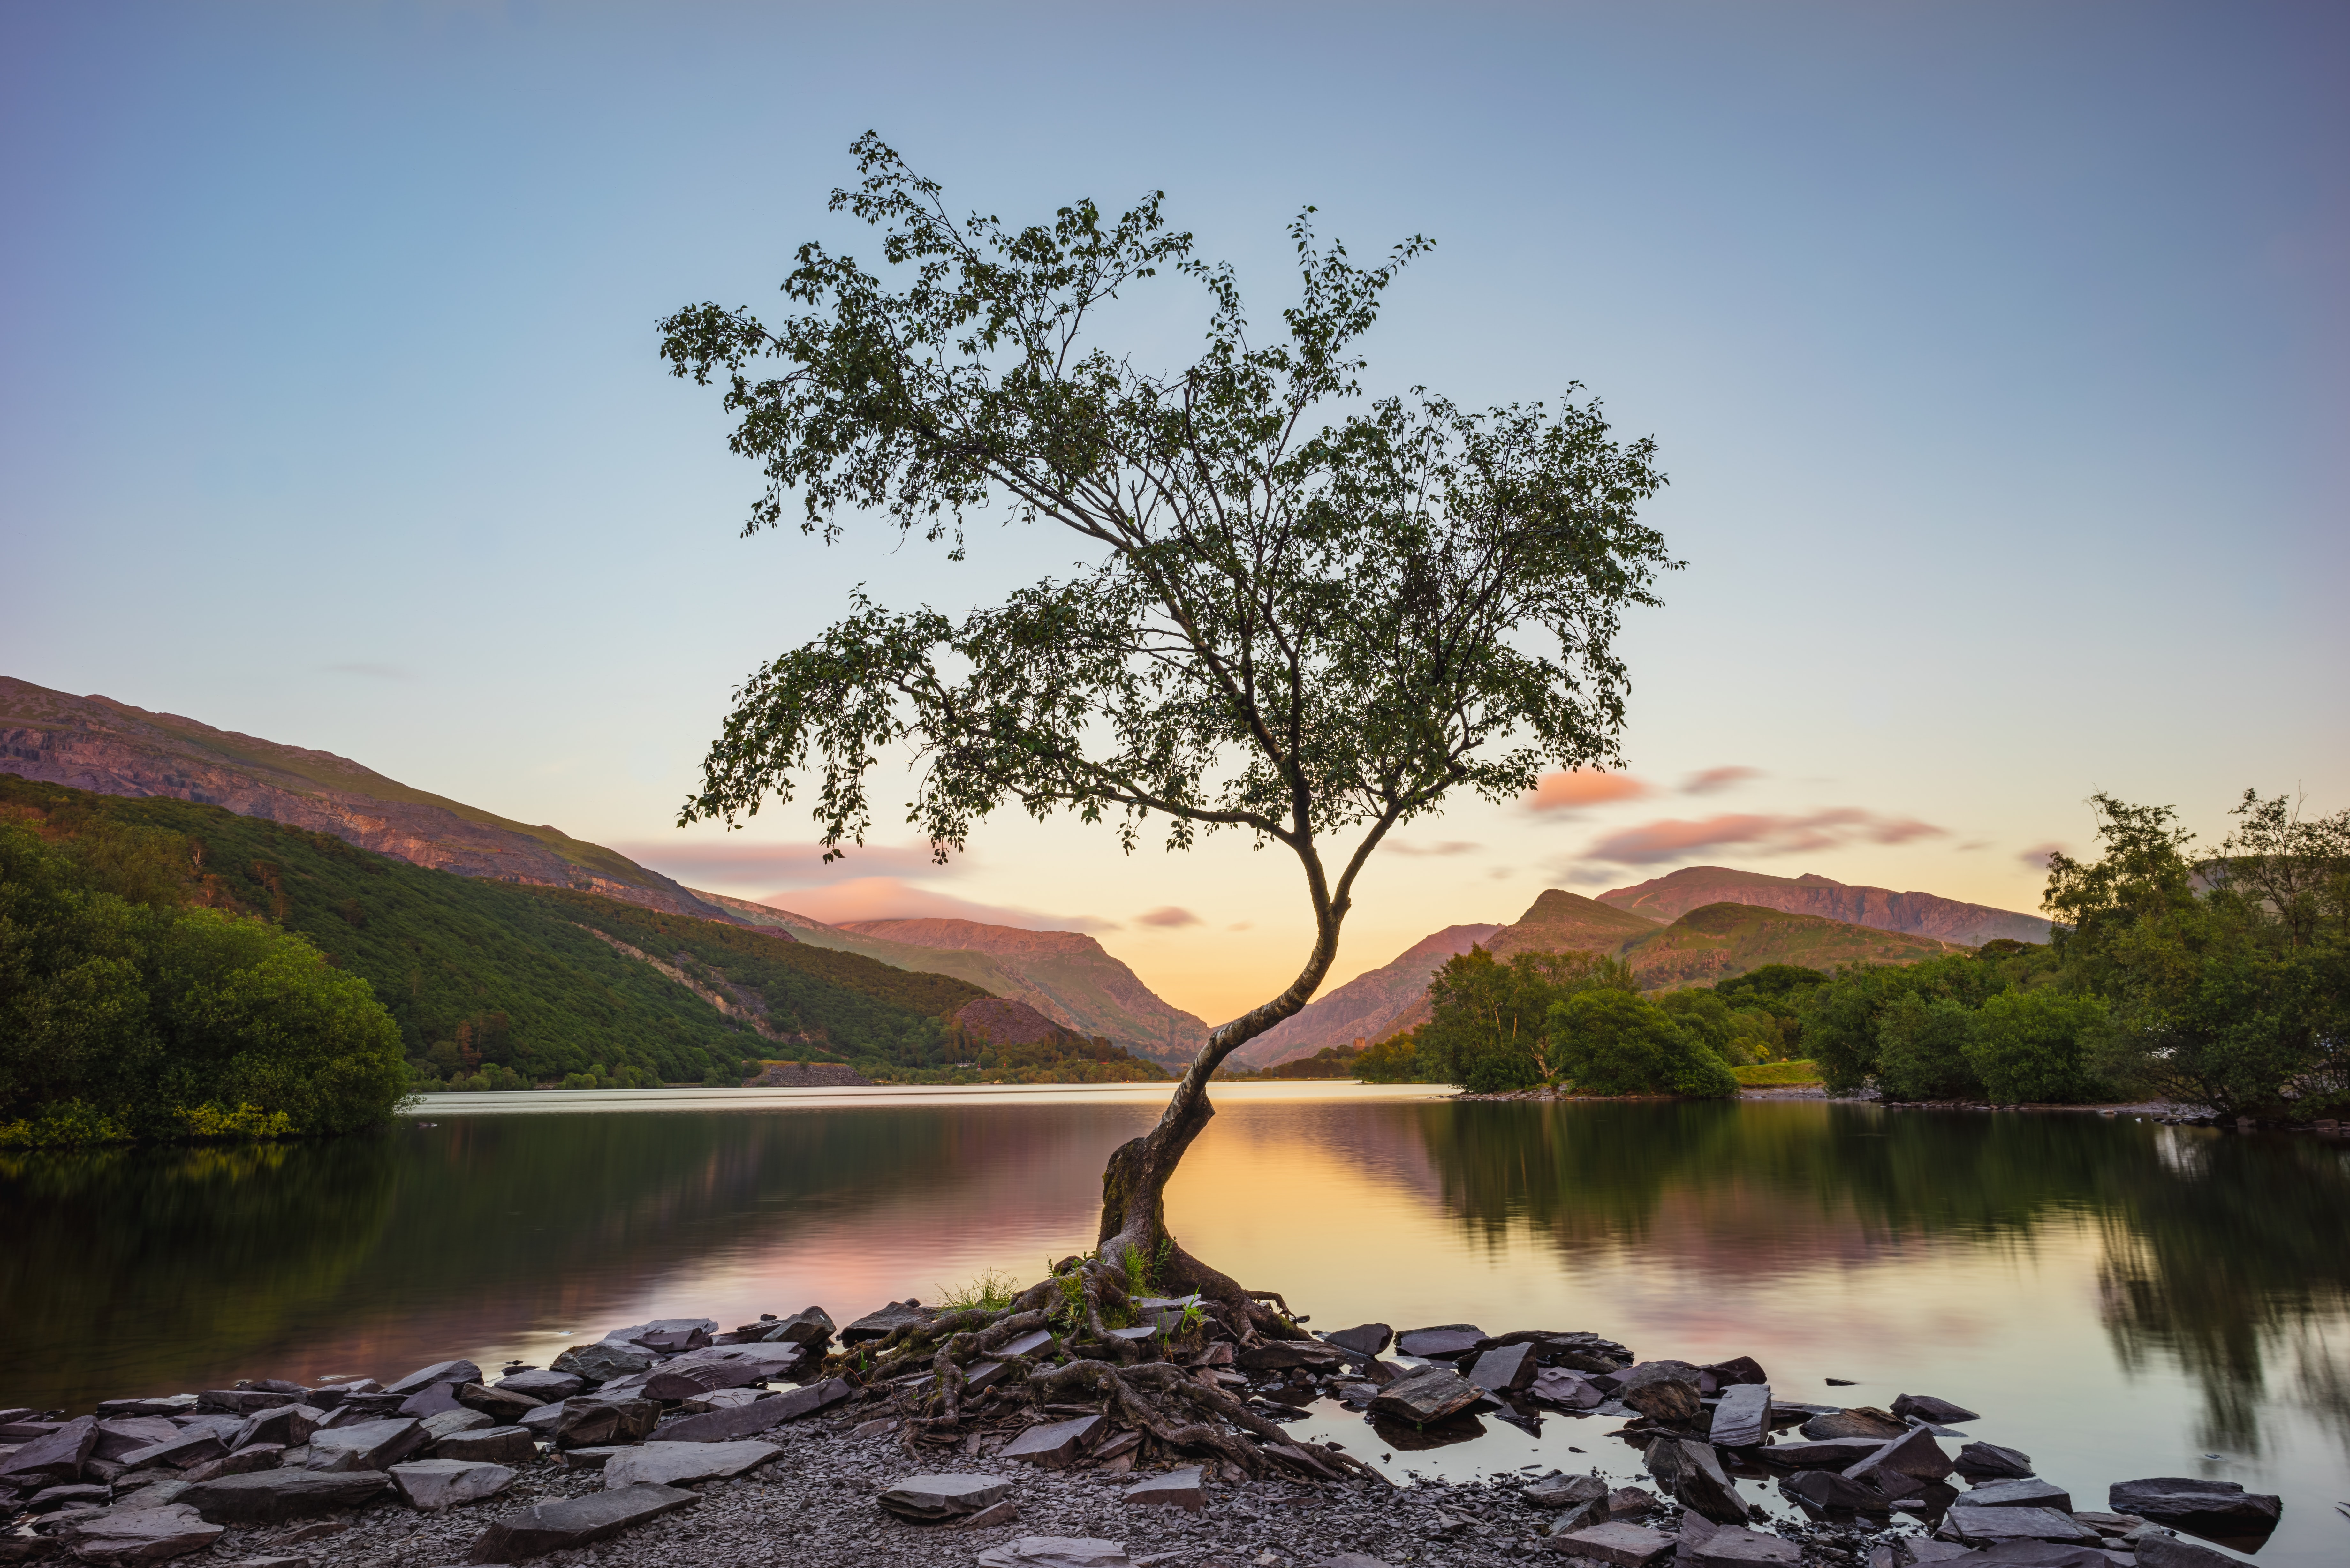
[1597, 864, 2047, 945]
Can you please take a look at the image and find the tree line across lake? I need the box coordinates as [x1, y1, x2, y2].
[1256, 793, 2349, 1120]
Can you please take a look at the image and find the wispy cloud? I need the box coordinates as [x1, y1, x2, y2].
[1578, 809, 1948, 867]
[323, 661, 413, 680]
[747, 877, 1118, 933]
[2017, 841, 2066, 871]
[610, 840, 954, 886]
[1385, 840, 1481, 857]
[1523, 769, 1650, 812]
[1682, 766, 1762, 795]
[1139, 906, 1202, 928]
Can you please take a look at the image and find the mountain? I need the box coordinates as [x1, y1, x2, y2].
[1616, 901, 1963, 988]
[1597, 865, 2048, 946]
[1, 676, 724, 920]
[701, 899, 1209, 1067]
[1229, 924, 1504, 1068]
[1480, 888, 1668, 957]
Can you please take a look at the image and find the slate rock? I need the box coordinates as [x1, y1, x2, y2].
[492, 1369, 582, 1401]
[1963, 1479, 2073, 1512]
[1122, 1465, 1204, 1511]
[1238, 1342, 1342, 1372]
[1959, 1545, 2117, 1568]
[650, 1378, 850, 1443]
[1323, 1323, 1393, 1357]
[1762, 1438, 1883, 1471]
[384, 1361, 482, 1398]
[599, 1440, 777, 1490]
[0, 1417, 97, 1485]
[618, 1318, 716, 1354]
[1003, 1415, 1105, 1470]
[1803, 1408, 1909, 1442]
[757, 1307, 835, 1346]
[396, 1383, 467, 1419]
[1944, 1507, 2100, 1545]
[1710, 1383, 1773, 1448]
[1891, 1394, 1980, 1424]
[1525, 1472, 1608, 1511]
[549, 1400, 658, 1451]
[1887, 1542, 1977, 1566]
[959, 1498, 1020, 1529]
[1954, 1442, 2035, 1480]
[1646, 1436, 1748, 1523]
[1466, 1342, 1539, 1393]
[178, 1468, 392, 1524]
[61, 1502, 223, 1564]
[1547, 1521, 1678, 1566]
[465, 1483, 699, 1562]
[390, 1458, 515, 1511]
[1393, 1325, 1485, 1359]
[182, 1444, 283, 1482]
[1678, 1521, 1801, 1568]
[117, 1432, 227, 1472]
[514, 1403, 568, 1436]
[2106, 1478, 2282, 1535]
[1779, 1469, 1888, 1512]
[232, 1406, 323, 1452]
[421, 1410, 493, 1444]
[25, 1484, 109, 1515]
[91, 1398, 198, 1422]
[550, 1343, 651, 1384]
[1609, 1485, 1656, 1519]
[1701, 1357, 1770, 1387]
[998, 1329, 1056, 1360]
[431, 1426, 537, 1466]
[1843, 1428, 1954, 1490]
[93, 1420, 183, 1463]
[876, 1472, 1012, 1521]
[304, 1419, 424, 1473]
[455, 1385, 542, 1422]
[196, 1391, 299, 1416]
[1618, 1362, 1705, 1424]
[1368, 1366, 1482, 1426]
[1530, 1368, 1605, 1410]
[2133, 1534, 2239, 1568]
[974, 1540, 1130, 1568]
[841, 1302, 930, 1344]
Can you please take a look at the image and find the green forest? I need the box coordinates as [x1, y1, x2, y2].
[1348, 791, 2347, 1118]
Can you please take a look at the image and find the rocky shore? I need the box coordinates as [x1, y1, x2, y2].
[0, 1300, 2285, 1568]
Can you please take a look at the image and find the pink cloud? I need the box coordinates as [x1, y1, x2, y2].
[1138, 906, 1202, 928]
[746, 877, 1119, 933]
[1579, 809, 1948, 866]
[1683, 766, 1762, 795]
[1384, 840, 1481, 857]
[2017, 842, 2067, 871]
[1524, 769, 1651, 812]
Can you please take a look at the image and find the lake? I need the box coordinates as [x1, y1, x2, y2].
[3, 1084, 2343, 1563]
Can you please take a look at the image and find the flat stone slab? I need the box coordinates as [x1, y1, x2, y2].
[998, 1329, 1057, 1359]
[1710, 1383, 1774, 1448]
[600, 1440, 778, 1490]
[650, 1377, 850, 1442]
[841, 1302, 931, 1343]
[385, 1360, 483, 1397]
[305, 1417, 425, 1472]
[1393, 1325, 1484, 1358]
[1525, 1473, 1608, 1511]
[2134, 1535, 2240, 1568]
[493, 1369, 583, 1401]
[550, 1343, 652, 1383]
[1122, 1466, 1204, 1511]
[1545, 1521, 1676, 1566]
[1843, 1428, 1953, 1490]
[1237, 1341, 1342, 1371]
[119, 1431, 228, 1471]
[0, 1414, 97, 1483]
[1466, 1342, 1538, 1392]
[879, 1472, 1012, 1521]
[1803, 1407, 1908, 1441]
[1763, 1438, 1883, 1470]
[390, 1458, 515, 1511]
[1646, 1436, 1748, 1523]
[1779, 1468, 1889, 1512]
[178, 1467, 393, 1524]
[1682, 1524, 1803, 1568]
[1617, 1360, 1704, 1422]
[1892, 1393, 1980, 1423]
[1963, 1479, 2073, 1512]
[1955, 1441, 2035, 1479]
[974, 1539, 1131, 1567]
[1003, 1414, 1105, 1469]
[549, 1399, 658, 1450]
[1322, 1323, 1392, 1356]
[1530, 1367, 1604, 1410]
[1368, 1366, 1481, 1426]
[2107, 1477, 2281, 1534]
[1944, 1506, 2101, 1545]
[466, 1482, 699, 1562]
[433, 1426, 538, 1466]
[62, 1501, 224, 1564]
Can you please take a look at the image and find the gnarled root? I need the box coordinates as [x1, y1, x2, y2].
[1027, 1359, 1373, 1483]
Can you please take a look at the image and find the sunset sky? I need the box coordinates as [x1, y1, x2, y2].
[5, 3, 2343, 1024]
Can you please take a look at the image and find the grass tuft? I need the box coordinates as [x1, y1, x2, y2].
[934, 1268, 1021, 1312]
[1733, 1059, 1824, 1086]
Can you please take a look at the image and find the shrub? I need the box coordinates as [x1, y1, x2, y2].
[1967, 990, 2111, 1103]
[1549, 990, 1739, 1098]
[1873, 992, 1984, 1101]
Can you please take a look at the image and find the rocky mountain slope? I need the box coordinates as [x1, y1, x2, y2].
[1228, 923, 1504, 1068]
[1597, 864, 2047, 945]
[1616, 900, 1963, 988]
[1, 676, 724, 919]
[700, 899, 1209, 1066]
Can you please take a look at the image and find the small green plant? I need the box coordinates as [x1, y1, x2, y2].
[935, 1268, 1020, 1312]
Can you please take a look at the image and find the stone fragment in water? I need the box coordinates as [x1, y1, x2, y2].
[601, 1440, 778, 1490]
[454, 1384, 543, 1422]
[1525, 1471, 1608, 1510]
[1004, 1415, 1105, 1470]
[1803, 1408, 1908, 1442]
[1676, 1516, 1802, 1568]
[1709, 1383, 1773, 1448]
[1961, 1479, 2073, 1512]
[1760, 1438, 1882, 1471]
[974, 1539, 1130, 1568]
[178, 1467, 392, 1524]
[1122, 1465, 1204, 1511]
[60, 1501, 223, 1563]
[1322, 1323, 1392, 1357]
[650, 1377, 850, 1442]
[304, 1418, 425, 1473]
[1616, 1361, 1705, 1423]
[1952, 1442, 2033, 1481]
[465, 1482, 699, 1562]
[2133, 1534, 2241, 1568]
[1702, 1357, 1770, 1386]
[876, 1472, 1012, 1522]
[1891, 1393, 1980, 1424]
[1942, 1506, 2101, 1546]
[841, 1302, 930, 1343]
[758, 1307, 836, 1346]
[1238, 1342, 1342, 1371]
[0, 1416, 97, 1485]
[384, 1361, 483, 1398]
[1393, 1325, 1484, 1359]
[1644, 1436, 1748, 1523]
[390, 1458, 515, 1511]
[1368, 1367, 1481, 1426]
[1841, 1428, 1953, 1491]
[1607, 1485, 1655, 1519]
[1543, 1521, 1676, 1566]
[432, 1426, 537, 1466]
[2106, 1478, 2282, 1536]
[1466, 1342, 1539, 1393]
[1778, 1469, 1888, 1512]
[1529, 1368, 1604, 1410]
[492, 1369, 581, 1401]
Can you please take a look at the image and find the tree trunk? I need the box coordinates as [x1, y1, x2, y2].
[1092, 918, 1342, 1337]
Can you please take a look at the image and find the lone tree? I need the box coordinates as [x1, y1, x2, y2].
[661, 135, 1671, 1341]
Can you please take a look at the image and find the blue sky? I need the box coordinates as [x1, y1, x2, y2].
[4, 2, 2344, 1021]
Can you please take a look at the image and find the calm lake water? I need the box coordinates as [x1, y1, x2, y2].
[4, 1084, 2344, 1563]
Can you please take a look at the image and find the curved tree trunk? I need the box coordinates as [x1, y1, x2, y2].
[1093, 913, 1346, 1337]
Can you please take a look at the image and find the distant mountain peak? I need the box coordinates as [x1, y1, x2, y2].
[1597, 864, 2046, 946]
